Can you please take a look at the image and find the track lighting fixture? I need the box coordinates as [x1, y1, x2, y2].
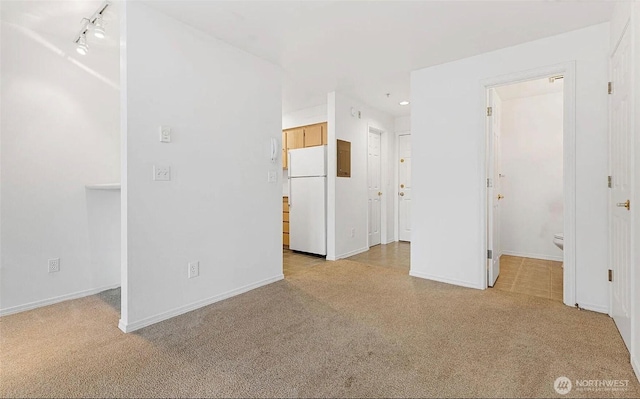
[76, 33, 89, 55]
[72, 1, 110, 56]
[93, 15, 105, 39]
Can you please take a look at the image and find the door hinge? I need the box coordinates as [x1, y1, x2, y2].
[487, 107, 493, 116]
[608, 269, 613, 282]
[608, 175, 612, 188]
[608, 82, 613, 95]
[487, 178, 492, 188]
[487, 250, 493, 260]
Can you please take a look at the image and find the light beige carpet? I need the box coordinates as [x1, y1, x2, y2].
[1, 260, 638, 398]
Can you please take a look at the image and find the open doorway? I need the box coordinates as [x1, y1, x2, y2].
[486, 76, 566, 303]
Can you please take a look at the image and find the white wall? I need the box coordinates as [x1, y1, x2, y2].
[281, 103, 328, 196]
[500, 91, 564, 261]
[326, 92, 395, 260]
[395, 115, 411, 134]
[120, 2, 283, 332]
[410, 24, 610, 311]
[282, 103, 327, 130]
[0, 9, 120, 315]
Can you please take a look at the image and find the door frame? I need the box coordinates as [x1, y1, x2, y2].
[486, 88, 501, 287]
[366, 125, 387, 247]
[480, 61, 577, 308]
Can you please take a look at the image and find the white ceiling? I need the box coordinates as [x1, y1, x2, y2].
[496, 77, 564, 101]
[145, 1, 614, 117]
[0, 0, 120, 84]
[2, 1, 614, 118]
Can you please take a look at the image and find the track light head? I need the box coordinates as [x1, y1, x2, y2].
[93, 15, 105, 39]
[76, 34, 88, 55]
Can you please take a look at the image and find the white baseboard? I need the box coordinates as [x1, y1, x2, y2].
[409, 270, 484, 290]
[501, 250, 563, 262]
[0, 283, 121, 317]
[119, 274, 284, 333]
[632, 355, 640, 383]
[336, 247, 369, 260]
[577, 302, 608, 314]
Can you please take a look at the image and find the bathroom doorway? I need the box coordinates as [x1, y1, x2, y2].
[485, 73, 569, 303]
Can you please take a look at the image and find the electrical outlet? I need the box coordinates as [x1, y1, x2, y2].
[48, 258, 60, 273]
[351, 228, 356, 238]
[160, 126, 171, 143]
[188, 261, 199, 279]
[153, 165, 171, 181]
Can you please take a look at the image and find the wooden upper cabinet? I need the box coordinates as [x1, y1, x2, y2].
[282, 123, 328, 169]
[321, 122, 327, 145]
[287, 128, 305, 150]
[303, 124, 323, 147]
[282, 131, 288, 169]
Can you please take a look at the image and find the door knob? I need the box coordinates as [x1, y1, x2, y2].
[616, 199, 630, 210]
[378, 192, 382, 196]
[497, 194, 504, 200]
[400, 159, 405, 163]
[399, 192, 405, 196]
[400, 184, 405, 188]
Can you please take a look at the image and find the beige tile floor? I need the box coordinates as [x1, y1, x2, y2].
[283, 248, 327, 277]
[283, 241, 411, 277]
[493, 255, 564, 302]
[346, 241, 410, 271]
[285, 248, 562, 303]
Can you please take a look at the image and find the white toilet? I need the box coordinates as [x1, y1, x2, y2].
[553, 233, 564, 250]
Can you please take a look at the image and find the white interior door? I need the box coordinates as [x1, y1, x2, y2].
[609, 25, 632, 351]
[368, 131, 382, 246]
[398, 134, 412, 242]
[487, 88, 501, 287]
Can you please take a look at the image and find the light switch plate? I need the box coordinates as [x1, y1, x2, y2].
[268, 170, 277, 183]
[153, 165, 171, 181]
[160, 126, 171, 143]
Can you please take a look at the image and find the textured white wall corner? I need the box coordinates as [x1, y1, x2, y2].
[121, 2, 283, 327]
[0, 2, 121, 314]
[500, 91, 564, 261]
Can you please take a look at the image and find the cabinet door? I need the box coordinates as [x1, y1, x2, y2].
[287, 128, 304, 150]
[321, 122, 327, 145]
[304, 124, 323, 147]
[282, 131, 288, 169]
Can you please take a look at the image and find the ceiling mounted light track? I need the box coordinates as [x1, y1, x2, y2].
[73, 1, 110, 55]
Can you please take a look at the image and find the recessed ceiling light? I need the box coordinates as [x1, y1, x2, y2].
[399, 101, 410, 106]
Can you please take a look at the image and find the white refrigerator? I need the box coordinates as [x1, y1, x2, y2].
[288, 146, 327, 256]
